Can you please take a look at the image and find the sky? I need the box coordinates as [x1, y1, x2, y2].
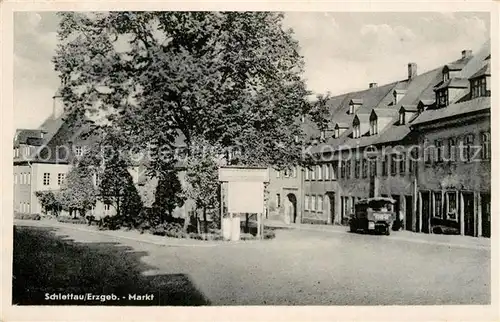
[14, 11, 490, 129]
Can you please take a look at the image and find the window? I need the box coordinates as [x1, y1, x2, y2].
[340, 161, 346, 179]
[317, 195, 323, 212]
[448, 138, 457, 161]
[320, 131, 325, 141]
[424, 139, 432, 164]
[311, 166, 316, 180]
[75, 146, 83, 156]
[370, 118, 378, 135]
[464, 134, 474, 161]
[382, 155, 388, 176]
[317, 165, 322, 180]
[354, 158, 361, 178]
[362, 158, 368, 178]
[435, 140, 443, 162]
[390, 154, 397, 176]
[434, 192, 443, 219]
[399, 112, 405, 125]
[437, 89, 449, 107]
[292, 167, 297, 178]
[446, 191, 457, 220]
[305, 195, 310, 210]
[399, 152, 406, 174]
[349, 104, 355, 115]
[324, 164, 330, 180]
[443, 71, 449, 82]
[276, 194, 281, 208]
[27, 173, 31, 184]
[355, 125, 360, 138]
[43, 173, 50, 186]
[481, 132, 491, 159]
[334, 128, 340, 138]
[104, 204, 111, 211]
[276, 170, 280, 178]
[345, 160, 351, 179]
[408, 148, 417, 173]
[369, 159, 377, 177]
[57, 173, 65, 186]
[311, 196, 316, 211]
[471, 77, 488, 98]
[305, 168, 310, 180]
[332, 161, 338, 180]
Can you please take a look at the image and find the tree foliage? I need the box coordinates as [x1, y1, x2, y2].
[183, 137, 221, 232]
[59, 161, 97, 217]
[35, 190, 62, 216]
[152, 170, 185, 221]
[53, 12, 330, 173]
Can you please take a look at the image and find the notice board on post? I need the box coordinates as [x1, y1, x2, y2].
[227, 181, 264, 213]
[219, 167, 269, 214]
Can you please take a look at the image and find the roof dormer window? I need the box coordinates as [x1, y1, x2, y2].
[393, 90, 406, 105]
[334, 128, 339, 138]
[399, 112, 405, 125]
[443, 71, 449, 82]
[436, 89, 449, 107]
[370, 118, 378, 135]
[348, 99, 363, 115]
[320, 130, 325, 141]
[353, 124, 361, 139]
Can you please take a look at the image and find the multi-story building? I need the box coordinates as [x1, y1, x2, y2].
[13, 93, 140, 218]
[269, 41, 491, 238]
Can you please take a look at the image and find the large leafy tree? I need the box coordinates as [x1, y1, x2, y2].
[52, 12, 328, 172]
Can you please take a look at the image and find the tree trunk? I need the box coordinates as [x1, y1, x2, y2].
[245, 213, 249, 233]
[195, 210, 200, 234]
[203, 207, 208, 233]
[116, 197, 120, 217]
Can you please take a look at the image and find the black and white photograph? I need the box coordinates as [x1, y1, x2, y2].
[2, 1, 498, 321]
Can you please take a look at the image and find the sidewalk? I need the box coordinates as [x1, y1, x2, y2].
[14, 219, 223, 247]
[264, 219, 491, 250]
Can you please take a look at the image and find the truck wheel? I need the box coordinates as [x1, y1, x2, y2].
[349, 222, 356, 233]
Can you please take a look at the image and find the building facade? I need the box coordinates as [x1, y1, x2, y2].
[270, 42, 491, 238]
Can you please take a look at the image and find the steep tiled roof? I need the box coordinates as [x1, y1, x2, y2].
[434, 78, 469, 91]
[372, 108, 399, 118]
[411, 97, 490, 126]
[469, 62, 490, 79]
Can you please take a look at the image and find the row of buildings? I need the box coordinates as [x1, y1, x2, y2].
[267, 42, 491, 238]
[13, 41, 491, 237]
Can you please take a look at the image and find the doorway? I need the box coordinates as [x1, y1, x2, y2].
[463, 192, 474, 237]
[325, 192, 336, 225]
[286, 193, 298, 223]
[420, 191, 430, 233]
[481, 194, 490, 238]
[405, 195, 413, 231]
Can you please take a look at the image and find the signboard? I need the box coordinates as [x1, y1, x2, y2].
[218, 167, 269, 183]
[227, 181, 264, 213]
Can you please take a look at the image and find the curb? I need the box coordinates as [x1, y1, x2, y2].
[15, 220, 270, 248]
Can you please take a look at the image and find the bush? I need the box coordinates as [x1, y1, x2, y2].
[263, 229, 276, 240]
[240, 233, 256, 241]
[187, 232, 223, 241]
[149, 222, 186, 237]
[98, 215, 123, 230]
[57, 216, 87, 224]
[14, 212, 41, 220]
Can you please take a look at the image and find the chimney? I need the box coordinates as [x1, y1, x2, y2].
[52, 90, 64, 119]
[369, 83, 378, 88]
[408, 62, 417, 80]
[462, 49, 472, 59]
